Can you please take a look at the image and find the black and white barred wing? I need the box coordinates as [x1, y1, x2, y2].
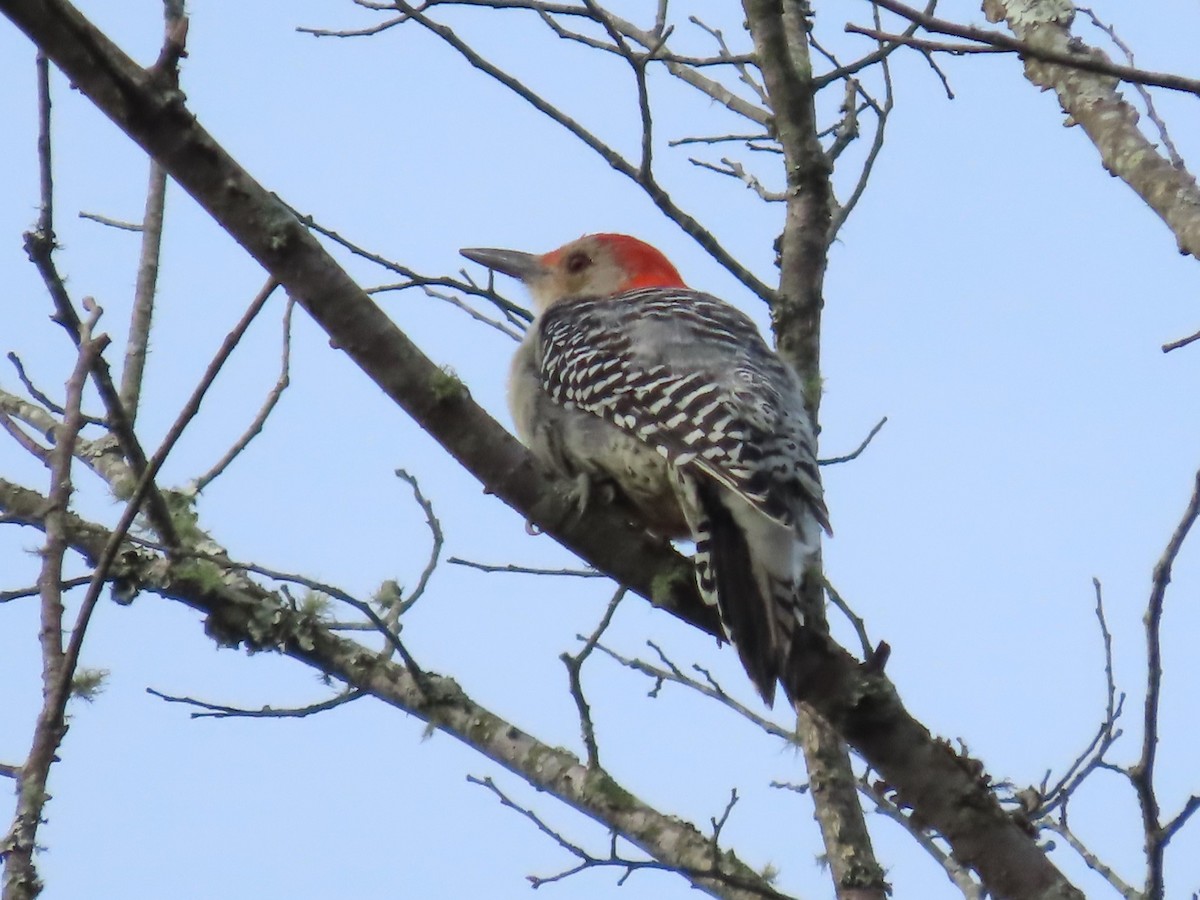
[538, 289, 830, 532]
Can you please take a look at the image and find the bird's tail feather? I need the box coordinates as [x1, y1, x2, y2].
[692, 477, 810, 706]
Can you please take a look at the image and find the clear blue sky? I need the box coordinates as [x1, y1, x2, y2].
[2, 2, 1198, 897]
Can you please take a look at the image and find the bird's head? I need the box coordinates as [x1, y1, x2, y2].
[461, 233, 686, 313]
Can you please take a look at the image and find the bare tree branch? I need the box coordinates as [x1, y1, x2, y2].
[818, 417, 888, 466]
[191, 291, 293, 493]
[146, 686, 366, 719]
[865, 779, 984, 900]
[595, 639, 798, 743]
[1133, 467, 1200, 898]
[23, 229, 180, 546]
[0, 476, 788, 900]
[2, 301, 105, 899]
[1, 0, 722, 643]
[1042, 814, 1139, 900]
[1161, 327, 1200, 355]
[4, 275, 288, 866]
[291, 207, 532, 328]
[0, 407, 51, 463]
[304, 1, 775, 301]
[0, 386, 130, 487]
[447, 557, 603, 578]
[1, 576, 92, 604]
[944, 0, 1200, 261]
[1037, 579, 1124, 818]
[829, 27, 894, 240]
[1075, 8, 1185, 171]
[816, 0, 935, 88]
[844, 25, 1008, 59]
[867, 0, 1200, 97]
[0, 6, 1092, 896]
[120, 2, 184, 424]
[77, 210, 142, 231]
[561, 587, 624, 769]
[6, 352, 103, 425]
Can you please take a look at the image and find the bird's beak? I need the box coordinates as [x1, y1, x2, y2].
[460, 247, 546, 283]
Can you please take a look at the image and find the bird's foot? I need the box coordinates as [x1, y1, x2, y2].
[558, 473, 614, 528]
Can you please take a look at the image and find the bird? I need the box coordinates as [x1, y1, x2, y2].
[461, 233, 830, 706]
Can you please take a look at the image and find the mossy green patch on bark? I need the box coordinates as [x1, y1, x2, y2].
[429, 366, 467, 403]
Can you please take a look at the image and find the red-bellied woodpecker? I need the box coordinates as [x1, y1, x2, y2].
[461, 234, 830, 705]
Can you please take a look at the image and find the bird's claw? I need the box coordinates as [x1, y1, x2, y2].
[558, 473, 614, 528]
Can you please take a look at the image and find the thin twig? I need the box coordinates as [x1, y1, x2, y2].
[526, 2, 770, 124]
[290, 206, 533, 326]
[6, 352, 104, 425]
[670, 132, 774, 148]
[121, 2, 184, 423]
[383, 0, 776, 303]
[447, 557, 603, 578]
[467, 774, 616, 887]
[391, 468, 444, 618]
[465, 773, 790, 898]
[27, 280, 286, 819]
[1077, 7, 1185, 169]
[815, 0, 934, 88]
[829, 12, 896, 241]
[192, 291, 293, 492]
[1161, 795, 1200, 850]
[845, 26, 1008, 58]
[825, 78, 862, 161]
[593, 640, 798, 744]
[0, 407, 51, 463]
[689, 15, 767, 105]
[823, 580, 872, 659]
[818, 416, 887, 466]
[0, 575, 92, 603]
[146, 686, 365, 719]
[400, 285, 523, 340]
[22, 259, 180, 546]
[99, 278, 279, 557]
[579, 0, 661, 179]
[1161, 327, 1200, 354]
[687, 156, 785, 201]
[1134, 466, 1200, 897]
[708, 788, 739, 865]
[561, 587, 625, 768]
[203, 555, 424, 679]
[1042, 815, 1139, 900]
[1038, 578, 1124, 816]
[77, 210, 142, 231]
[120, 165, 166, 423]
[865, 777, 985, 899]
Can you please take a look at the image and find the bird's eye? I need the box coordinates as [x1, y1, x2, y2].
[566, 252, 591, 274]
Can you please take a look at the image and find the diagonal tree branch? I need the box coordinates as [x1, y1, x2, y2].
[867, 0, 1200, 98]
[0, 476, 788, 900]
[1, 0, 714, 636]
[969, 0, 1200, 261]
